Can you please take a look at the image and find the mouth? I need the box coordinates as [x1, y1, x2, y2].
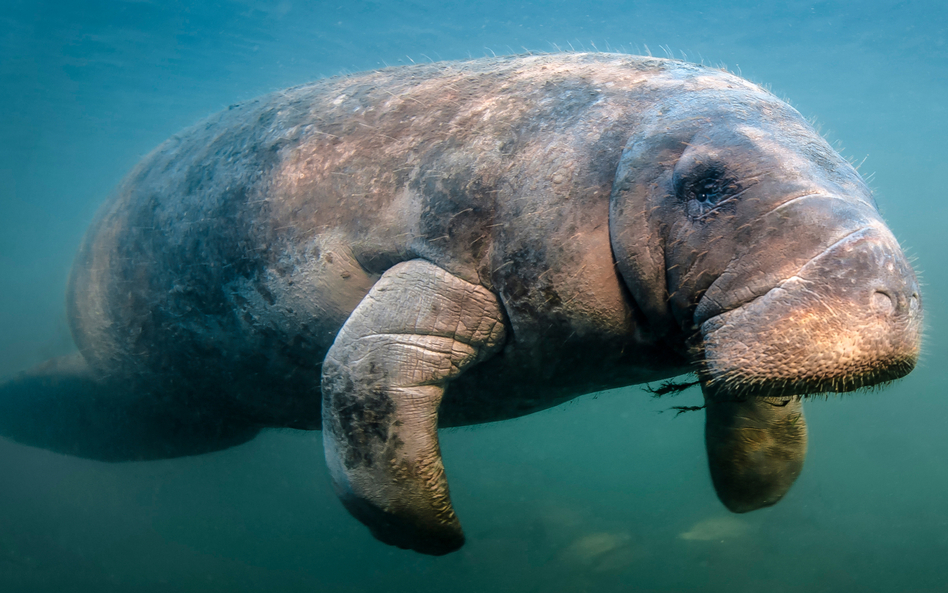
[695, 280, 919, 402]
[697, 350, 915, 402]
[693, 227, 921, 402]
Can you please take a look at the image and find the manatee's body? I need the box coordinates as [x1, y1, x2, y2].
[1, 53, 921, 555]
[69, 54, 688, 429]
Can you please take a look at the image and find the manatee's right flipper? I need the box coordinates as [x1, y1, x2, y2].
[704, 390, 808, 512]
[0, 353, 260, 461]
[321, 260, 506, 555]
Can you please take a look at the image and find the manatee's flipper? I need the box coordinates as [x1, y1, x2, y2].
[703, 392, 807, 512]
[0, 353, 260, 461]
[321, 260, 506, 555]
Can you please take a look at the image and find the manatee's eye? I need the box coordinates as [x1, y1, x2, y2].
[674, 161, 740, 215]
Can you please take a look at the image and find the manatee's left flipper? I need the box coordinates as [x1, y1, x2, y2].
[703, 392, 808, 513]
[321, 259, 506, 555]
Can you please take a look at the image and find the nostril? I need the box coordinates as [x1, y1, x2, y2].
[909, 293, 920, 317]
[871, 290, 895, 315]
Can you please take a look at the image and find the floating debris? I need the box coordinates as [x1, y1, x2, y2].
[559, 531, 644, 573]
[679, 516, 753, 542]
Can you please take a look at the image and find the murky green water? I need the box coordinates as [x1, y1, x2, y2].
[1, 1, 946, 591]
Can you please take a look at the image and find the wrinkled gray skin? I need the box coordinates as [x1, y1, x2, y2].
[1, 54, 921, 555]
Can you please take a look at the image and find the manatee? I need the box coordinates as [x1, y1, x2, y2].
[0, 53, 921, 555]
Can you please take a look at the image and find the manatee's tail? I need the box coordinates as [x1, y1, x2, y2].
[0, 353, 260, 462]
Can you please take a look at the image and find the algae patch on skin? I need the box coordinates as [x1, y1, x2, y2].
[678, 516, 753, 542]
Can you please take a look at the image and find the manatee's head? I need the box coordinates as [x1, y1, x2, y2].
[610, 68, 922, 401]
[609, 66, 921, 512]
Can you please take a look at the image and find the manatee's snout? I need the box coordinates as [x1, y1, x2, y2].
[700, 223, 922, 400]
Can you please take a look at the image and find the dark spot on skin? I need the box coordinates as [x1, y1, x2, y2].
[257, 108, 276, 129]
[323, 362, 398, 470]
[498, 138, 516, 156]
[257, 284, 276, 305]
[540, 285, 562, 308]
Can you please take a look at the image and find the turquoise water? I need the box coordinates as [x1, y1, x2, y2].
[1, 1, 947, 591]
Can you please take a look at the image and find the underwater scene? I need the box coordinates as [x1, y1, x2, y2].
[1, 0, 946, 591]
